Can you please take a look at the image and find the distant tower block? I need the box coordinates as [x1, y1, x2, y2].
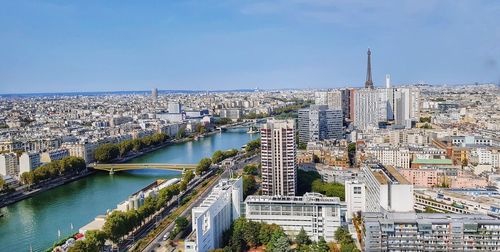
[152, 88, 158, 100]
[386, 74, 391, 88]
[365, 48, 374, 89]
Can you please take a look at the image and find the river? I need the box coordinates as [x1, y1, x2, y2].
[0, 129, 258, 251]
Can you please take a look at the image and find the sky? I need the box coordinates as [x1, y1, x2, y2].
[0, 0, 499, 93]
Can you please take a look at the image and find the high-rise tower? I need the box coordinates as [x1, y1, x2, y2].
[260, 119, 296, 196]
[365, 48, 374, 89]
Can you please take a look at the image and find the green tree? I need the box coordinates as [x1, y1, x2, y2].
[132, 139, 145, 152]
[312, 180, 345, 201]
[295, 227, 311, 246]
[196, 124, 206, 134]
[94, 143, 119, 163]
[243, 175, 257, 199]
[267, 230, 290, 252]
[216, 117, 232, 126]
[334, 227, 353, 244]
[119, 140, 133, 157]
[297, 170, 322, 196]
[243, 221, 262, 248]
[212, 150, 225, 163]
[259, 223, 282, 245]
[316, 237, 329, 251]
[176, 127, 186, 139]
[245, 139, 261, 152]
[103, 211, 129, 243]
[175, 216, 189, 230]
[69, 230, 107, 252]
[20, 171, 35, 186]
[0, 176, 5, 191]
[340, 243, 360, 252]
[196, 158, 212, 175]
[243, 164, 259, 175]
[298, 142, 307, 150]
[230, 218, 248, 252]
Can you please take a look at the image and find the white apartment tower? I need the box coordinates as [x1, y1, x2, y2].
[362, 163, 414, 212]
[185, 178, 243, 252]
[353, 89, 387, 130]
[261, 119, 297, 196]
[0, 153, 19, 177]
[393, 88, 420, 127]
[19, 152, 41, 174]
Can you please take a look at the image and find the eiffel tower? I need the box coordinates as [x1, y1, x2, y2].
[365, 48, 374, 89]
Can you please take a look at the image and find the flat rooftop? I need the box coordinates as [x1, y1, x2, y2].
[367, 163, 410, 185]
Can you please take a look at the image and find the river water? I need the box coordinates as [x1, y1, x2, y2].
[0, 129, 258, 251]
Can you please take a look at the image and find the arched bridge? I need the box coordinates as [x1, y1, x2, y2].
[89, 163, 197, 174]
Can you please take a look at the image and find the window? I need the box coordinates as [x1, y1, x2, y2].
[354, 187, 362, 194]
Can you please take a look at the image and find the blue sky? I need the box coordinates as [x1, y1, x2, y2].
[0, 0, 499, 93]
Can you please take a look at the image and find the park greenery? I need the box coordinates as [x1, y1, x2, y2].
[98, 167, 195, 245]
[196, 158, 213, 175]
[20, 156, 86, 186]
[296, 170, 345, 200]
[214, 218, 354, 252]
[212, 149, 239, 164]
[296, 170, 322, 195]
[94, 133, 169, 163]
[215, 117, 233, 126]
[168, 216, 189, 239]
[243, 175, 257, 199]
[214, 217, 288, 252]
[245, 138, 261, 152]
[243, 164, 259, 176]
[68, 230, 107, 252]
[419, 116, 431, 123]
[348, 143, 356, 166]
[334, 227, 360, 252]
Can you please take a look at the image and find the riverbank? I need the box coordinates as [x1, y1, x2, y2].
[0, 127, 258, 251]
[0, 170, 95, 208]
[0, 129, 233, 209]
[0, 133, 208, 209]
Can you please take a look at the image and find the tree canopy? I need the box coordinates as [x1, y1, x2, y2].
[196, 158, 212, 175]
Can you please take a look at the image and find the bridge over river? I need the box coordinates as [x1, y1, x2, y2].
[89, 163, 197, 174]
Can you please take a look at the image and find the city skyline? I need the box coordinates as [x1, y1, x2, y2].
[1, 1, 499, 94]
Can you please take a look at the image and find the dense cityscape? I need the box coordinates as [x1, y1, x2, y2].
[0, 46, 499, 252]
[1, 0, 499, 251]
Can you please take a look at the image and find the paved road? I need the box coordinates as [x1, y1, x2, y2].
[142, 168, 230, 252]
[142, 154, 259, 252]
[117, 169, 217, 251]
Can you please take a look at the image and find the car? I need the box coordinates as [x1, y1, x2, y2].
[163, 233, 169, 241]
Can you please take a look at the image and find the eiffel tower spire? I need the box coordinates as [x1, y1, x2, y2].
[365, 48, 374, 89]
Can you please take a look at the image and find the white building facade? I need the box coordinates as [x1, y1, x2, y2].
[19, 152, 41, 174]
[185, 178, 243, 252]
[0, 153, 19, 177]
[245, 192, 343, 242]
[362, 163, 414, 212]
[345, 180, 366, 220]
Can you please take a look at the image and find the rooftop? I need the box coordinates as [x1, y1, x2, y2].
[413, 159, 453, 165]
[366, 163, 410, 185]
[245, 192, 341, 204]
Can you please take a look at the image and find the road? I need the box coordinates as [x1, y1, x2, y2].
[141, 154, 259, 252]
[117, 169, 216, 251]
